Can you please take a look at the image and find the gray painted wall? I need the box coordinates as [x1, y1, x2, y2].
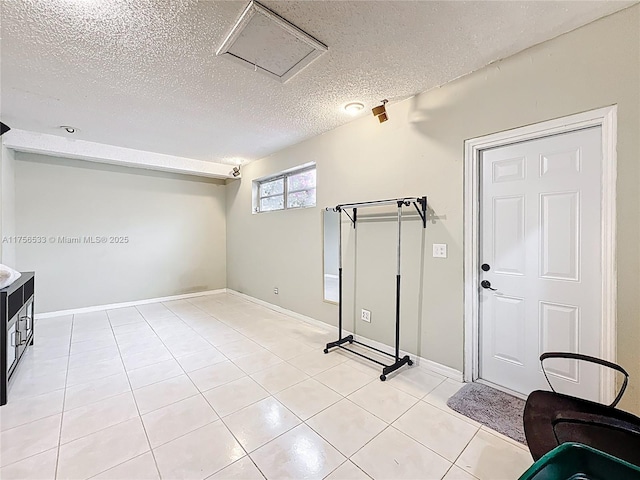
[14, 153, 227, 312]
[0, 145, 17, 266]
[226, 6, 640, 413]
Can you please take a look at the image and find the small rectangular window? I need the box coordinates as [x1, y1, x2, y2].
[287, 169, 316, 209]
[254, 164, 316, 213]
[259, 177, 285, 212]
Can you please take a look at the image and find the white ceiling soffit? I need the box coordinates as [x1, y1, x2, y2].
[0, 1, 634, 165]
[217, 1, 328, 83]
[3, 129, 238, 179]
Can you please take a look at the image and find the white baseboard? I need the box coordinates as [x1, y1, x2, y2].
[227, 289, 336, 333]
[227, 289, 463, 382]
[35, 289, 228, 319]
[418, 358, 464, 381]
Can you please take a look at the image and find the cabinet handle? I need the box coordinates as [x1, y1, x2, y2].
[20, 315, 31, 330]
[15, 330, 21, 346]
[11, 331, 17, 347]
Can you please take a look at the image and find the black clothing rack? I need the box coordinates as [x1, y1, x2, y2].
[323, 196, 427, 380]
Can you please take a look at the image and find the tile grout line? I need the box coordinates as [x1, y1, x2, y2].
[0, 323, 72, 471]
[125, 303, 243, 475]
[53, 312, 75, 480]
[322, 458, 373, 480]
[204, 456, 267, 480]
[479, 425, 530, 451]
[180, 295, 323, 358]
[183, 294, 270, 479]
[84, 451, 156, 480]
[107, 300, 243, 477]
[448, 428, 483, 479]
[109, 306, 163, 480]
[346, 422, 459, 475]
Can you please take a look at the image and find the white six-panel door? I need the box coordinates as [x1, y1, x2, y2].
[479, 126, 602, 401]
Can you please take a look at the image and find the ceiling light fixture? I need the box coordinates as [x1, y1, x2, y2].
[372, 99, 389, 123]
[344, 102, 364, 115]
[61, 126, 76, 134]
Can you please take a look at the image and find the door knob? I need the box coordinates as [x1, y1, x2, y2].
[481, 280, 497, 291]
[481, 263, 491, 271]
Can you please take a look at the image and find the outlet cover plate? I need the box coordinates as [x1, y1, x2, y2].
[361, 309, 371, 322]
[433, 243, 448, 258]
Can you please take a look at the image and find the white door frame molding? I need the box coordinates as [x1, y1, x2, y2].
[463, 106, 618, 404]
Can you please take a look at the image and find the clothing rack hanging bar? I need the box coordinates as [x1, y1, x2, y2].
[324, 195, 427, 381]
[334, 196, 424, 210]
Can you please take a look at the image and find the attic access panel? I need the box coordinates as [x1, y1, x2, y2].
[217, 1, 328, 83]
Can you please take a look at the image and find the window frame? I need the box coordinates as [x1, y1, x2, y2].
[253, 163, 316, 214]
[258, 176, 286, 212]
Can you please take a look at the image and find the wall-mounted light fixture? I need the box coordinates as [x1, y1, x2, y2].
[372, 99, 389, 123]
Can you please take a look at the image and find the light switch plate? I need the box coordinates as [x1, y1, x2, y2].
[433, 243, 447, 258]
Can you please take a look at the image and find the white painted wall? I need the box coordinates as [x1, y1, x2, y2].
[14, 153, 227, 312]
[226, 6, 640, 414]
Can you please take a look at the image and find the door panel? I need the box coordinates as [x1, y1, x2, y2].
[479, 126, 602, 401]
[493, 156, 526, 183]
[539, 301, 579, 381]
[540, 192, 580, 281]
[540, 149, 581, 177]
[491, 295, 526, 365]
[493, 196, 525, 275]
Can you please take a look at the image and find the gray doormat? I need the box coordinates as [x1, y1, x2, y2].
[446, 382, 527, 445]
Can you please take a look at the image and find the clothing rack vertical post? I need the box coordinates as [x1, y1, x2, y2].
[324, 196, 427, 380]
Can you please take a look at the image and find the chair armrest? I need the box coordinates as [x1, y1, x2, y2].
[540, 352, 629, 407]
[553, 411, 640, 436]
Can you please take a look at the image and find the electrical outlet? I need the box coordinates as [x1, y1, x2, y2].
[273, 287, 278, 294]
[361, 309, 371, 323]
[432, 243, 448, 258]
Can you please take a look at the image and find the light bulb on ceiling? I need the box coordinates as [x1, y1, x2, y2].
[344, 102, 365, 115]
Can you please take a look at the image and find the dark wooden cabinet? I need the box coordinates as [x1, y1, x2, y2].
[1, 272, 35, 406]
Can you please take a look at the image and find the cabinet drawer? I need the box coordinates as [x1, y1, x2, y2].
[24, 278, 34, 302]
[8, 288, 23, 321]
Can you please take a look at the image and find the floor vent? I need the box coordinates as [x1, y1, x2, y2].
[216, 1, 328, 83]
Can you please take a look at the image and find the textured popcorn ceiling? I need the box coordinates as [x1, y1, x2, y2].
[0, 0, 633, 164]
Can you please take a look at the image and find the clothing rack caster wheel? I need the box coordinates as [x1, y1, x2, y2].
[408, 359, 414, 366]
[323, 348, 329, 354]
[380, 375, 386, 381]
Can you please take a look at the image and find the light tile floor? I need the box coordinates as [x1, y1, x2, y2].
[0, 294, 533, 479]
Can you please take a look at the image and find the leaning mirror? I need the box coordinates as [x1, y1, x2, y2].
[323, 209, 340, 303]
